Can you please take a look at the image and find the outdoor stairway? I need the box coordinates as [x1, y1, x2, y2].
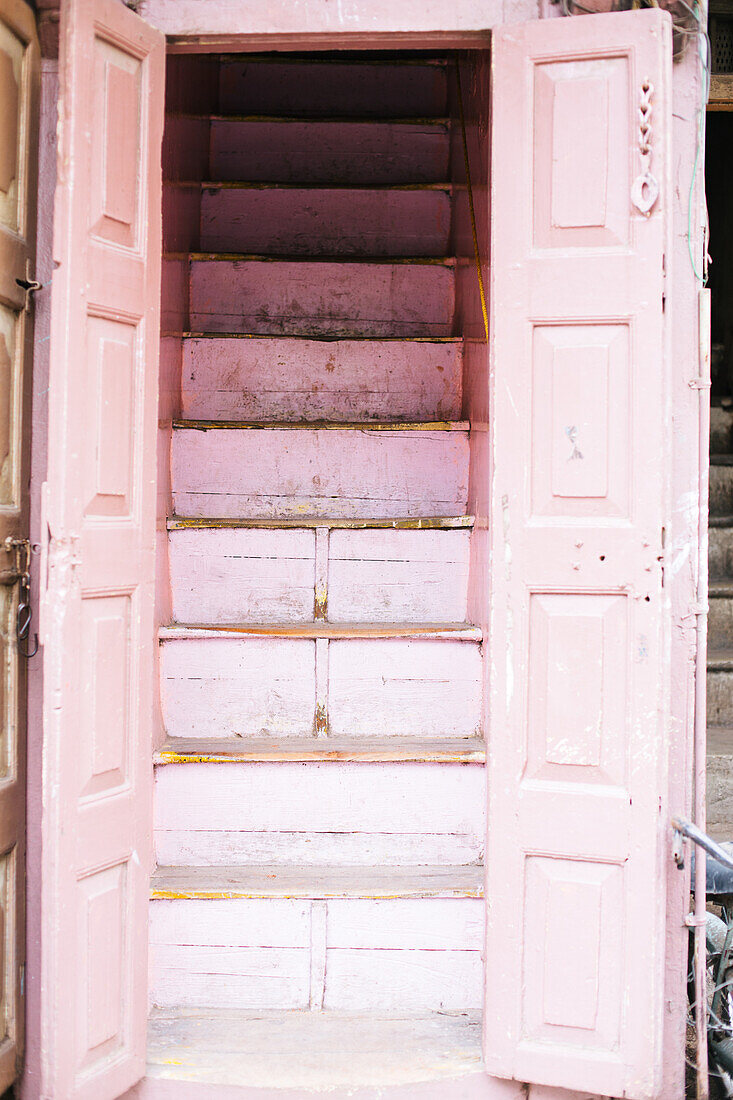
[708, 403, 733, 839]
[150, 55, 486, 1088]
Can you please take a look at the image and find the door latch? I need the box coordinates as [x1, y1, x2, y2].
[15, 260, 41, 314]
[3, 538, 38, 658]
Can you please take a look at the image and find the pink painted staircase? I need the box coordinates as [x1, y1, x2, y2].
[150, 56, 485, 1089]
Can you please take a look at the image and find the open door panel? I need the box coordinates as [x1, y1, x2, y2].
[41, 1, 164, 1096]
[486, 10, 672, 1099]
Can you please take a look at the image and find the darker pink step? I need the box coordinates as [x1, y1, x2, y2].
[218, 58, 448, 117]
[199, 185, 451, 257]
[189, 258, 455, 337]
[209, 118, 450, 184]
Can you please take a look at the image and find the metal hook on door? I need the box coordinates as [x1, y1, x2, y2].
[4, 538, 38, 659]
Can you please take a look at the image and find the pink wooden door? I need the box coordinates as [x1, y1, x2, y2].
[0, 0, 38, 1089]
[486, 10, 672, 1099]
[40, 1, 164, 1096]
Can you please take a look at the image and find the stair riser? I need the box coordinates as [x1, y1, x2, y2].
[708, 671, 733, 725]
[210, 120, 450, 185]
[711, 406, 733, 453]
[708, 755, 733, 841]
[181, 337, 463, 423]
[189, 260, 455, 338]
[154, 762, 485, 867]
[710, 465, 733, 516]
[150, 896, 482, 1013]
[710, 527, 733, 578]
[161, 637, 482, 740]
[169, 528, 470, 624]
[200, 188, 450, 257]
[171, 427, 469, 519]
[219, 60, 448, 118]
[709, 596, 733, 648]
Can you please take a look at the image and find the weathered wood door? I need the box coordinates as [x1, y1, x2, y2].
[486, 10, 672, 1099]
[0, 0, 38, 1090]
[40, 1, 164, 1096]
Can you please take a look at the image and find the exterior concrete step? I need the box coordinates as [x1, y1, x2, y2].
[146, 1009, 482, 1090]
[708, 648, 733, 724]
[218, 57, 448, 118]
[199, 184, 451, 256]
[168, 524, 471, 624]
[708, 726, 733, 842]
[709, 517, 733, 579]
[154, 761, 485, 867]
[709, 582, 733, 648]
[170, 421, 469, 520]
[208, 117, 451, 184]
[187, 255, 455, 338]
[149, 866, 482, 1014]
[711, 403, 733, 452]
[159, 627, 482, 741]
[154, 735, 486, 765]
[180, 335, 463, 423]
[710, 455, 733, 515]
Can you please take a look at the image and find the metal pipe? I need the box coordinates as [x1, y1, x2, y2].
[694, 286, 712, 1100]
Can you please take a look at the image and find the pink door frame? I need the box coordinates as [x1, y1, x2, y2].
[22, 3, 706, 1099]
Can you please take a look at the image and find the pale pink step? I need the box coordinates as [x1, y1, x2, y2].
[218, 59, 448, 118]
[168, 526, 470, 623]
[170, 422, 469, 519]
[150, 884, 483, 1012]
[159, 633, 482, 740]
[154, 736, 485, 764]
[146, 1010, 482, 1091]
[180, 336, 463, 423]
[153, 762, 485, 867]
[199, 185, 451, 256]
[188, 257, 455, 337]
[209, 118, 450, 184]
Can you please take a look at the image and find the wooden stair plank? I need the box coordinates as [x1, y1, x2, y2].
[173, 418, 470, 431]
[155, 736, 486, 765]
[150, 864, 484, 900]
[168, 515, 475, 530]
[160, 622, 482, 640]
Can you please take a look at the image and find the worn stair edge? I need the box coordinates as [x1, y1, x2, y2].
[708, 649, 733, 672]
[711, 454, 733, 466]
[710, 515, 733, 528]
[159, 622, 483, 641]
[168, 515, 475, 531]
[180, 333, 463, 342]
[150, 863, 484, 901]
[197, 181, 454, 192]
[710, 581, 733, 597]
[173, 419, 470, 432]
[173, 112, 453, 124]
[154, 736, 486, 765]
[171, 252, 457, 265]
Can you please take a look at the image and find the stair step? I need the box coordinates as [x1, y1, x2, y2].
[171, 422, 469, 519]
[708, 652, 733, 724]
[708, 727, 733, 841]
[168, 515, 475, 530]
[155, 757, 484, 867]
[180, 334, 463, 422]
[146, 1009, 482, 1090]
[218, 57, 448, 118]
[169, 523, 470, 624]
[710, 522, 733, 579]
[160, 632, 482, 740]
[151, 863, 483, 899]
[708, 584, 733, 649]
[710, 460, 733, 515]
[187, 256, 455, 337]
[208, 117, 451, 184]
[711, 404, 733, 452]
[199, 183, 451, 257]
[160, 622, 481, 640]
[155, 736, 486, 765]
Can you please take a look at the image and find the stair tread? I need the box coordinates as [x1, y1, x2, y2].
[160, 622, 482, 641]
[709, 515, 733, 528]
[173, 113, 453, 124]
[151, 863, 484, 900]
[168, 515, 475, 530]
[710, 580, 733, 595]
[178, 252, 456, 265]
[708, 648, 733, 669]
[198, 181, 454, 191]
[155, 736, 485, 765]
[147, 1008, 481, 1090]
[708, 726, 733, 755]
[173, 418, 469, 432]
[711, 454, 733, 465]
[181, 333, 463, 342]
